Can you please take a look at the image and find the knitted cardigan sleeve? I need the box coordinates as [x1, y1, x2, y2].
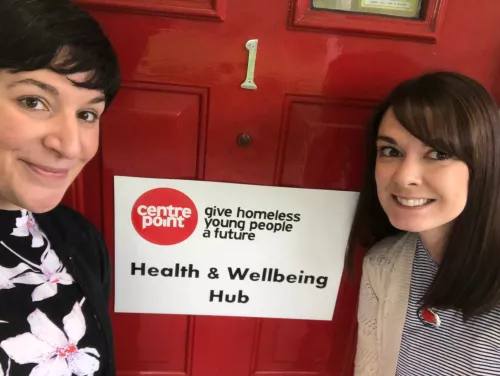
[353, 232, 416, 376]
[354, 254, 380, 376]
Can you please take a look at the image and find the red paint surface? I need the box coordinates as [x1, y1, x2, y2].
[61, 1, 500, 374]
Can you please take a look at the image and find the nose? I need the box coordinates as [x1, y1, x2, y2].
[392, 155, 422, 187]
[42, 113, 82, 159]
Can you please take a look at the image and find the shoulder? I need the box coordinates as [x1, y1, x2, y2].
[50, 203, 93, 225]
[35, 204, 107, 257]
[51, 205, 102, 240]
[362, 232, 417, 282]
[34, 205, 111, 299]
[366, 232, 416, 261]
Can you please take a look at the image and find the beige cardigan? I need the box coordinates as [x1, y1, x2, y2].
[354, 232, 418, 376]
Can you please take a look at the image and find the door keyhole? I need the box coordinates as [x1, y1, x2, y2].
[237, 133, 252, 148]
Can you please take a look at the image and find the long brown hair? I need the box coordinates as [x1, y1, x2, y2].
[346, 71, 500, 319]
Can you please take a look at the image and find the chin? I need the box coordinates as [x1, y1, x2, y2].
[17, 192, 65, 214]
[22, 201, 60, 214]
[388, 217, 433, 233]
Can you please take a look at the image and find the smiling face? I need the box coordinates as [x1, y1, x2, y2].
[375, 108, 469, 242]
[0, 69, 105, 212]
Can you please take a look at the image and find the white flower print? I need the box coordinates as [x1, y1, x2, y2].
[11, 210, 45, 248]
[0, 299, 100, 376]
[0, 263, 32, 290]
[0, 359, 11, 376]
[8, 245, 74, 302]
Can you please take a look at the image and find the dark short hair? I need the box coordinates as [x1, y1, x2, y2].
[0, 0, 120, 107]
[346, 71, 500, 319]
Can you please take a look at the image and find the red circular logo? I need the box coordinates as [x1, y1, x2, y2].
[131, 188, 198, 246]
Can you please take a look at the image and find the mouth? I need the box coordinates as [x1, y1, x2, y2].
[392, 195, 435, 207]
[21, 160, 70, 179]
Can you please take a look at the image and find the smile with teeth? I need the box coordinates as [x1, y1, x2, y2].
[395, 196, 434, 207]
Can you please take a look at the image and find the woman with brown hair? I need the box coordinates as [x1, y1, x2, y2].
[347, 71, 500, 375]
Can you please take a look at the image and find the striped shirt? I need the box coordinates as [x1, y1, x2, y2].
[396, 238, 500, 375]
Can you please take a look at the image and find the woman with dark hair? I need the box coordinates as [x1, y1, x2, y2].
[347, 71, 500, 375]
[0, 0, 120, 375]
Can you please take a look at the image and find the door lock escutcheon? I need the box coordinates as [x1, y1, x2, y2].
[237, 133, 252, 147]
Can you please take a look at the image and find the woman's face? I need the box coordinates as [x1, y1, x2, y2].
[375, 108, 469, 240]
[0, 69, 105, 212]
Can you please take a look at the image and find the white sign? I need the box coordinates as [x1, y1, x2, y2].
[114, 176, 358, 321]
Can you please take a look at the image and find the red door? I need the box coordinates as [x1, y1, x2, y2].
[65, 0, 500, 375]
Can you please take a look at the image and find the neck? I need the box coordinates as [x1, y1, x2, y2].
[419, 226, 450, 264]
[0, 197, 23, 211]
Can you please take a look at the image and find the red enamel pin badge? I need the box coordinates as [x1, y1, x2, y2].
[417, 307, 441, 329]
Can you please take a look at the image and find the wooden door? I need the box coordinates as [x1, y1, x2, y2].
[65, 0, 500, 375]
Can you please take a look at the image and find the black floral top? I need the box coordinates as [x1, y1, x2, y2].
[0, 209, 106, 376]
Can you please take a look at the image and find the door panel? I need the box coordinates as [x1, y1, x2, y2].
[278, 96, 374, 190]
[102, 83, 206, 179]
[254, 319, 336, 375]
[114, 315, 192, 374]
[69, 0, 500, 375]
[292, 0, 446, 41]
[98, 82, 207, 374]
[75, 0, 226, 20]
[191, 317, 256, 376]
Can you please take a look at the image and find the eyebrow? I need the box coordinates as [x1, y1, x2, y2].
[8, 79, 59, 95]
[376, 135, 398, 145]
[7, 78, 106, 105]
[88, 96, 106, 105]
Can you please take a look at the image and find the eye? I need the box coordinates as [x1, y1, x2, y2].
[78, 111, 99, 124]
[18, 97, 48, 111]
[377, 146, 401, 158]
[427, 150, 452, 160]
